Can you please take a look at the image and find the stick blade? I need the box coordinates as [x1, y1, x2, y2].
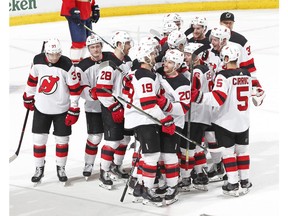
[9, 154, 17, 163]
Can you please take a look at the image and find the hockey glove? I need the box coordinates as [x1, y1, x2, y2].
[108, 101, 124, 123]
[252, 87, 265, 106]
[23, 92, 35, 111]
[91, 5, 100, 23]
[156, 95, 173, 112]
[160, 115, 176, 135]
[89, 87, 98, 100]
[191, 89, 203, 104]
[69, 8, 81, 25]
[65, 107, 80, 126]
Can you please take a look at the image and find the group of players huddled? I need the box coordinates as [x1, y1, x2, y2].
[23, 10, 266, 207]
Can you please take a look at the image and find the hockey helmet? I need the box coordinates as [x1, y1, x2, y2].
[164, 49, 184, 70]
[167, 30, 187, 49]
[136, 44, 156, 65]
[111, 31, 132, 48]
[209, 25, 231, 43]
[86, 34, 103, 47]
[220, 44, 240, 64]
[45, 38, 62, 54]
[163, 21, 178, 34]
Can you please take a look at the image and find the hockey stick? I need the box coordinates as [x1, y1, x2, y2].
[102, 87, 207, 151]
[9, 41, 46, 163]
[120, 145, 142, 202]
[149, 29, 162, 41]
[82, 23, 116, 50]
[185, 43, 211, 168]
[9, 109, 30, 163]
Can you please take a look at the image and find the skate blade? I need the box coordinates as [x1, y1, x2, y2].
[239, 188, 250, 196]
[178, 185, 192, 192]
[99, 182, 112, 190]
[132, 196, 143, 203]
[193, 184, 208, 191]
[142, 199, 164, 207]
[223, 190, 239, 197]
[59, 181, 67, 186]
[209, 176, 224, 182]
[33, 180, 42, 187]
[165, 198, 178, 206]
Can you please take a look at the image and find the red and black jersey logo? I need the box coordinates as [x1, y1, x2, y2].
[38, 76, 59, 95]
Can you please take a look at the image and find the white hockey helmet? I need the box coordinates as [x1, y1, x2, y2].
[191, 16, 207, 29]
[220, 44, 240, 64]
[209, 25, 231, 43]
[164, 49, 184, 69]
[86, 34, 103, 47]
[45, 38, 62, 54]
[163, 21, 178, 34]
[136, 44, 156, 65]
[111, 31, 132, 48]
[139, 36, 161, 55]
[163, 13, 183, 29]
[167, 30, 187, 49]
[184, 42, 203, 58]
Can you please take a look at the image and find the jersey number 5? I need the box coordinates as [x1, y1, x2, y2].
[237, 86, 249, 111]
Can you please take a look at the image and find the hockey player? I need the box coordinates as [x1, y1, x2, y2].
[76, 34, 106, 179]
[177, 42, 213, 191]
[191, 44, 253, 197]
[124, 44, 176, 206]
[207, 12, 265, 106]
[61, 0, 100, 64]
[155, 49, 191, 204]
[23, 38, 81, 185]
[95, 31, 133, 189]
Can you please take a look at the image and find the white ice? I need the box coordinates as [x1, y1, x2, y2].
[8, 8, 282, 216]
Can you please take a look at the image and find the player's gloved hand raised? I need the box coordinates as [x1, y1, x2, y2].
[108, 101, 124, 123]
[252, 87, 265, 106]
[89, 87, 98, 100]
[23, 92, 35, 111]
[91, 5, 100, 23]
[160, 115, 176, 135]
[65, 107, 80, 126]
[191, 89, 203, 104]
[156, 94, 172, 112]
[69, 8, 81, 25]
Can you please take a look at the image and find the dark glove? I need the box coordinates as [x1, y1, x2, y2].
[156, 94, 172, 112]
[91, 5, 100, 23]
[160, 115, 176, 135]
[65, 107, 80, 126]
[69, 7, 81, 25]
[191, 89, 203, 104]
[108, 101, 124, 123]
[89, 87, 98, 100]
[23, 92, 35, 111]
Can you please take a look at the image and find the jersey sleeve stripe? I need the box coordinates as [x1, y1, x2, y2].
[239, 58, 256, 73]
[95, 84, 113, 97]
[69, 83, 82, 95]
[140, 96, 157, 110]
[212, 90, 227, 106]
[27, 75, 38, 87]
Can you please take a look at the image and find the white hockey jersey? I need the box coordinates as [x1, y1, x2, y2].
[184, 64, 213, 125]
[25, 53, 81, 115]
[124, 68, 166, 129]
[76, 52, 113, 113]
[95, 54, 132, 108]
[157, 71, 191, 129]
[202, 68, 252, 132]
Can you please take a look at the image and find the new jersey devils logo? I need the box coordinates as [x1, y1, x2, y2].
[38, 76, 59, 95]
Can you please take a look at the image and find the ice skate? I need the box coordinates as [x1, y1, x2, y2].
[207, 162, 225, 182]
[31, 165, 45, 186]
[128, 177, 137, 195]
[193, 173, 209, 191]
[99, 169, 113, 190]
[239, 179, 252, 195]
[109, 162, 129, 181]
[132, 182, 144, 203]
[154, 184, 168, 197]
[222, 182, 240, 197]
[57, 165, 68, 186]
[142, 186, 164, 207]
[178, 177, 192, 192]
[83, 163, 93, 180]
[164, 186, 179, 205]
